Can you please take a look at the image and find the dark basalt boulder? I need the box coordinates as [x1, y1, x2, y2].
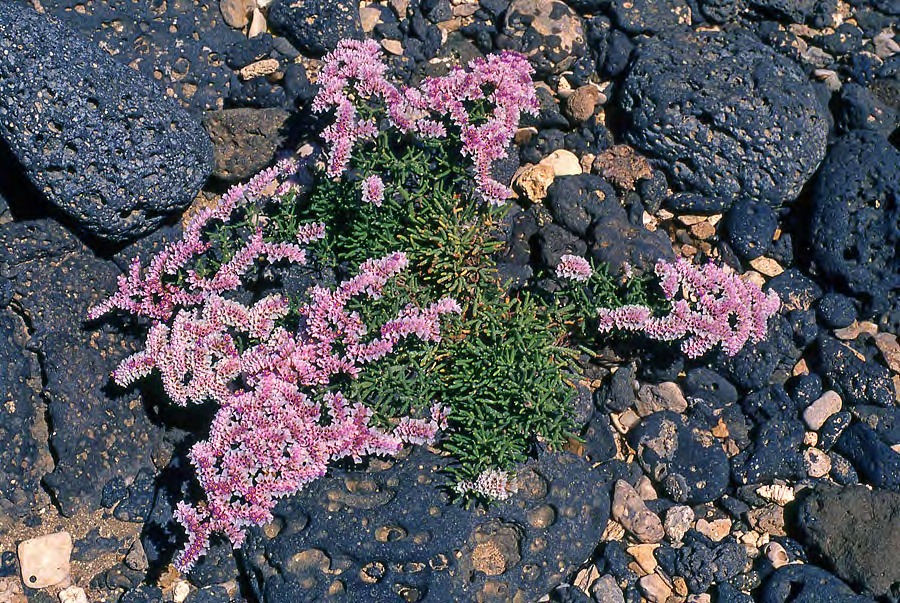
[0, 219, 166, 515]
[35, 0, 245, 112]
[762, 564, 876, 603]
[627, 411, 731, 504]
[268, 0, 364, 57]
[0, 4, 213, 244]
[239, 446, 610, 603]
[808, 131, 900, 313]
[795, 485, 900, 601]
[0, 308, 46, 522]
[620, 28, 829, 210]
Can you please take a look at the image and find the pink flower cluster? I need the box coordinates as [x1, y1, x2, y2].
[556, 254, 593, 282]
[88, 158, 322, 323]
[311, 39, 539, 205]
[597, 258, 781, 358]
[91, 164, 461, 571]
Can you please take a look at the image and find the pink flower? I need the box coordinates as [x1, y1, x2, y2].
[596, 259, 781, 358]
[361, 174, 385, 206]
[311, 40, 538, 205]
[556, 254, 593, 282]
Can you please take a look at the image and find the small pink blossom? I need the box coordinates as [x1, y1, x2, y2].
[556, 254, 593, 282]
[454, 469, 516, 501]
[596, 258, 781, 358]
[312, 40, 538, 205]
[361, 174, 385, 206]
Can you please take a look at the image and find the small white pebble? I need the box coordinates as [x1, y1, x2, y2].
[173, 579, 191, 603]
[803, 391, 842, 431]
[804, 447, 832, 479]
[59, 586, 88, 603]
[765, 542, 789, 569]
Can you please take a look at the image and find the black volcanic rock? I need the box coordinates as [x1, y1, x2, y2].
[620, 28, 829, 210]
[0, 4, 213, 244]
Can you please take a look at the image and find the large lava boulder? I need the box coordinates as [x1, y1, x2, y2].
[239, 447, 610, 602]
[809, 131, 900, 313]
[620, 28, 829, 211]
[795, 485, 900, 601]
[0, 4, 213, 244]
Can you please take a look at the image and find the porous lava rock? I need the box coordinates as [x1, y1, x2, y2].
[35, 0, 246, 112]
[796, 485, 900, 601]
[500, 0, 588, 78]
[0, 4, 213, 244]
[0, 219, 165, 515]
[627, 411, 730, 504]
[0, 308, 46, 521]
[239, 447, 610, 602]
[268, 0, 364, 57]
[808, 131, 900, 313]
[620, 28, 829, 210]
[761, 564, 876, 603]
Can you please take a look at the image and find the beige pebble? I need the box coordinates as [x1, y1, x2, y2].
[756, 484, 795, 506]
[612, 481, 665, 543]
[539, 149, 582, 177]
[765, 542, 790, 568]
[639, 573, 673, 603]
[803, 390, 842, 431]
[687, 593, 712, 603]
[677, 214, 706, 226]
[359, 6, 383, 32]
[874, 332, 900, 373]
[636, 381, 688, 416]
[695, 517, 732, 542]
[664, 505, 694, 543]
[380, 39, 404, 55]
[239, 58, 280, 80]
[512, 163, 555, 202]
[803, 431, 819, 447]
[219, 0, 253, 28]
[565, 85, 600, 123]
[635, 475, 658, 501]
[804, 447, 832, 478]
[690, 220, 717, 240]
[611, 409, 642, 434]
[59, 586, 88, 603]
[18, 532, 72, 589]
[749, 256, 784, 277]
[747, 505, 786, 537]
[626, 543, 659, 575]
[248, 7, 267, 38]
[173, 580, 191, 603]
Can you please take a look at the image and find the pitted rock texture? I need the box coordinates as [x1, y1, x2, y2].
[203, 108, 293, 183]
[0, 219, 165, 516]
[796, 485, 900, 601]
[627, 411, 730, 504]
[34, 0, 246, 112]
[239, 447, 610, 602]
[0, 4, 213, 244]
[761, 564, 875, 603]
[809, 131, 900, 313]
[268, 0, 364, 57]
[500, 0, 588, 78]
[620, 28, 829, 210]
[0, 309, 46, 521]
